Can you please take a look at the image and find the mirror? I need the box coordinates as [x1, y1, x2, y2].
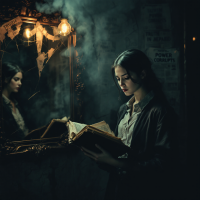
[0, 13, 76, 156]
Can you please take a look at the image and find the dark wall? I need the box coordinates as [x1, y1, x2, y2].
[185, 0, 200, 199]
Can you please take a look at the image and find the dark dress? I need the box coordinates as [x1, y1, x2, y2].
[104, 94, 178, 200]
[2, 96, 28, 141]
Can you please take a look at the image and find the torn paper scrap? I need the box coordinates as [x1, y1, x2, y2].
[7, 22, 22, 40]
[47, 48, 55, 60]
[36, 52, 47, 77]
[0, 26, 7, 42]
[2, 16, 22, 32]
[0, 16, 22, 42]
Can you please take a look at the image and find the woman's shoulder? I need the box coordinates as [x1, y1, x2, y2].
[2, 96, 11, 111]
[148, 95, 177, 119]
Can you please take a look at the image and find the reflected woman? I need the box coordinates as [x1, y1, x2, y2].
[82, 49, 178, 200]
[2, 62, 29, 141]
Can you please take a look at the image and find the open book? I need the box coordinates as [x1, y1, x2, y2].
[25, 117, 69, 140]
[67, 121, 130, 157]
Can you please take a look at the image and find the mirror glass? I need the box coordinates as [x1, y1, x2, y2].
[1, 21, 72, 145]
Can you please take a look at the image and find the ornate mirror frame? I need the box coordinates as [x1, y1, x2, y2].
[0, 0, 76, 157]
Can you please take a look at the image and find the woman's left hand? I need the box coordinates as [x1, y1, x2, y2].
[81, 144, 115, 165]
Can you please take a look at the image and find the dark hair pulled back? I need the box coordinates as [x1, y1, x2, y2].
[111, 49, 162, 94]
[2, 62, 23, 89]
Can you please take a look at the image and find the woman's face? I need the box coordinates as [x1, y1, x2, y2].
[6, 72, 23, 93]
[115, 66, 142, 96]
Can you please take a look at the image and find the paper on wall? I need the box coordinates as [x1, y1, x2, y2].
[147, 48, 180, 113]
[47, 48, 55, 60]
[0, 26, 7, 42]
[145, 30, 172, 48]
[36, 52, 47, 77]
[0, 16, 23, 42]
[45, 48, 55, 64]
[29, 22, 60, 55]
[7, 22, 22, 40]
[2, 16, 22, 31]
[141, 4, 171, 30]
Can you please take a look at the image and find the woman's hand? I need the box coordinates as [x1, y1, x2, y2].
[81, 144, 126, 168]
[81, 144, 113, 165]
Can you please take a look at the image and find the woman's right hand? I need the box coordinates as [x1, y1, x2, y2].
[81, 144, 127, 168]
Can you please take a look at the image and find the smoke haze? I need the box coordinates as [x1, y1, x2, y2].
[35, 0, 138, 126]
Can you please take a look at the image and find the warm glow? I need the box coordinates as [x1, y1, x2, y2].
[58, 19, 71, 36]
[61, 24, 68, 34]
[193, 37, 196, 41]
[25, 28, 31, 38]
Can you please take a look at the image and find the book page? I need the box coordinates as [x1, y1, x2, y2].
[91, 121, 114, 136]
[61, 116, 69, 121]
[53, 116, 69, 123]
[68, 121, 87, 139]
[73, 122, 87, 133]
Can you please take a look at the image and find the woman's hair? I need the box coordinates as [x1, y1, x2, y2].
[111, 49, 162, 94]
[2, 62, 23, 89]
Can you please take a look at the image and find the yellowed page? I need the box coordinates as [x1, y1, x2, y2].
[67, 121, 87, 139]
[91, 121, 114, 136]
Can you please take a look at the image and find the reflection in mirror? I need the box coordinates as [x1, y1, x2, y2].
[1, 19, 75, 152]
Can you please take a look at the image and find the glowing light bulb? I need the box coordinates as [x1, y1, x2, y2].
[193, 37, 196, 41]
[25, 28, 31, 38]
[58, 19, 71, 36]
[61, 24, 68, 34]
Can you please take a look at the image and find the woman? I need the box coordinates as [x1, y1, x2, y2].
[2, 62, 29, 141]
[82, 49, 178, 200]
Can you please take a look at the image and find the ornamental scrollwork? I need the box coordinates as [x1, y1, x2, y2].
[28, 144, 49, 155]
[0, 0, 61, 25]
